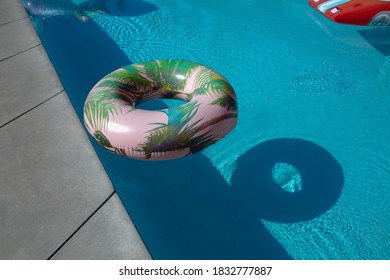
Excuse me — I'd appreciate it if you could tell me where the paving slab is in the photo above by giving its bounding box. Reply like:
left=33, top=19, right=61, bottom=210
left=0, top=0, right=27, bottom=26
left=0, top=45, right=63, bottom=127
left=0, top=92, right=115, bottom=259
left=52, top=194, right=152, bottom=260
left=0, top=17, right=40, bottom=61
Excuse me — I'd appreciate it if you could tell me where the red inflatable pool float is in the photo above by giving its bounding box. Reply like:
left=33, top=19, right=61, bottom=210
left=309, top=0, right=390, bottom=26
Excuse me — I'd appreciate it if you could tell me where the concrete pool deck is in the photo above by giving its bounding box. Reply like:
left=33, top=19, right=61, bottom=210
left=0, top=0, right=151, bottom=260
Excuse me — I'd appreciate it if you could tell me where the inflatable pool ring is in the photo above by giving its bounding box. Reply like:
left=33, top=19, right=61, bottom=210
left=83, top=60, right=238, bottom=160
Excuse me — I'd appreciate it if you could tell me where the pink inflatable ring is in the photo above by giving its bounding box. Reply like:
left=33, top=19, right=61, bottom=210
left=83, top=60, right=238, bottom=160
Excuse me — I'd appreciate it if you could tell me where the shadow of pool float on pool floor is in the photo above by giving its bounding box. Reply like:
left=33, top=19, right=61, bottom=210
left=231, top=138, right=344, bottom=223
left=101, top=138, right=344, bottom=259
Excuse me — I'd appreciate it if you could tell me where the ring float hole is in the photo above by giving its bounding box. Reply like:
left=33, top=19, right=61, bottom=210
left=271, top=162, right=303, bottom=193
left=135, top=99, right=187, bottom=110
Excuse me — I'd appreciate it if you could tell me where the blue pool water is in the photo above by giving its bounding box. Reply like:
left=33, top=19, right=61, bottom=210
left=24, top=0, right=390, bottom=259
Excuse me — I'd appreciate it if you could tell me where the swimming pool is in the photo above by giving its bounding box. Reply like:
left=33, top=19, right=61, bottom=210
left=23, top=0, right=390, bottom=259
